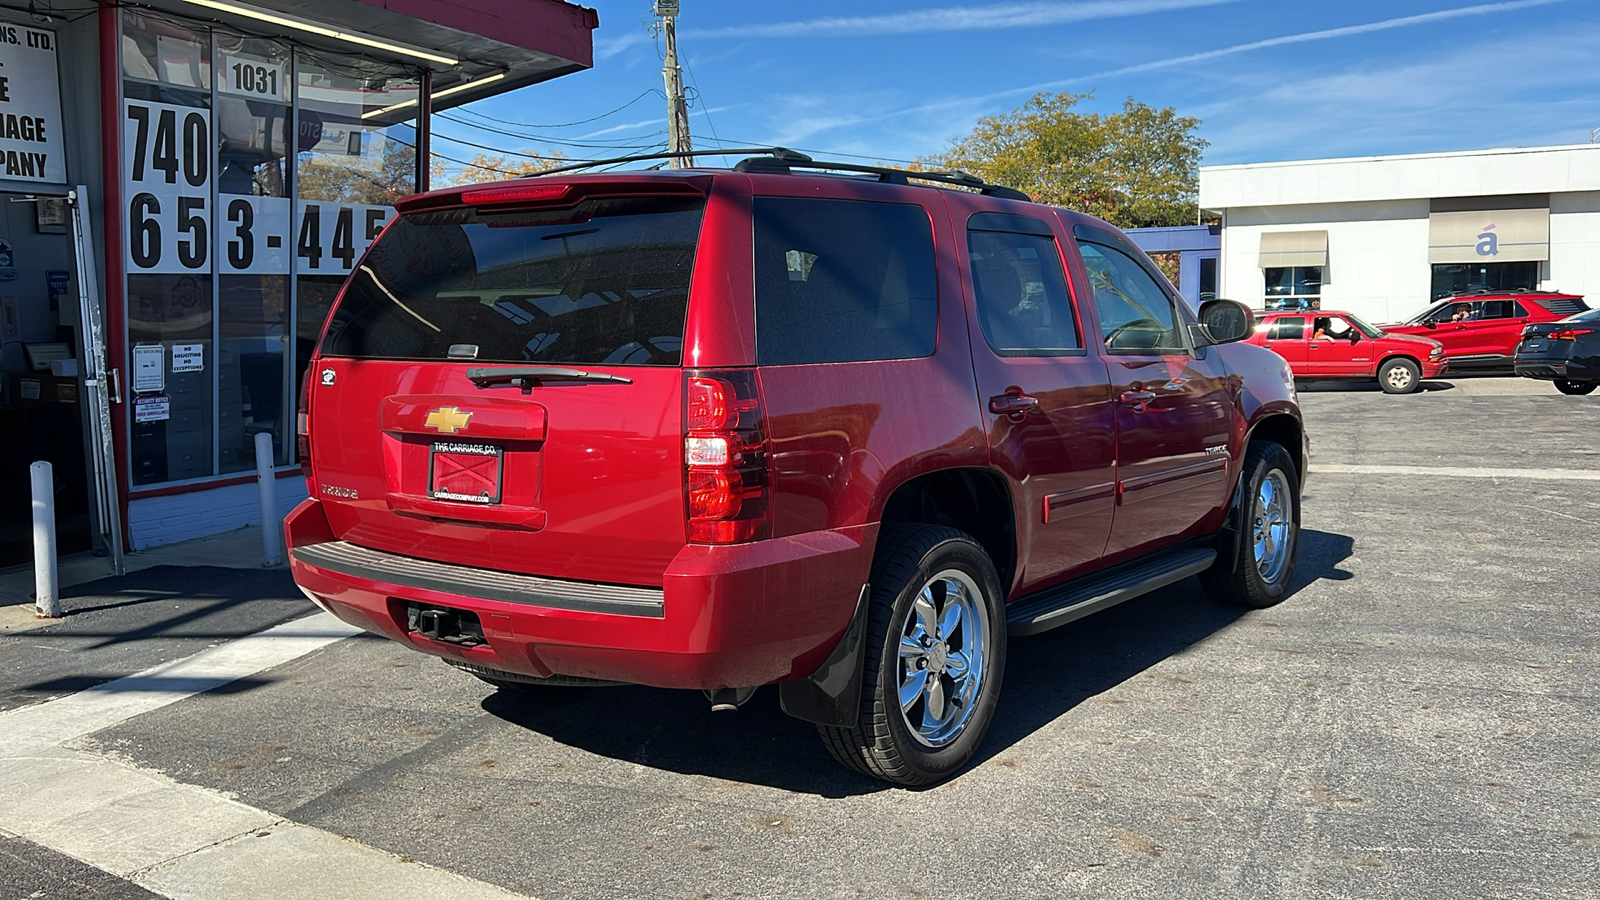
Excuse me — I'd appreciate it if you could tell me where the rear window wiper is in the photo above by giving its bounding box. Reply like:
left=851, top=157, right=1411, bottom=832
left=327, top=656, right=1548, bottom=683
left=466, top=366, right=633, bottom=393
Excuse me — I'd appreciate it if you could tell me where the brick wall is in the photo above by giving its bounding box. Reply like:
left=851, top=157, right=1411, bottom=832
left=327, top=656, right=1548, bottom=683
left=128, top=478, right=310, bottom=551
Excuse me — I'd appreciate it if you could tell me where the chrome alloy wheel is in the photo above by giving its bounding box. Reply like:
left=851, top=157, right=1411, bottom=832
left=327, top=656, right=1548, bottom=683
left=896, top=569, right=989, bottom=748
left=1252, top=469, right=1293, bottom=584
left=1384, top=365, right=1415, bottom=392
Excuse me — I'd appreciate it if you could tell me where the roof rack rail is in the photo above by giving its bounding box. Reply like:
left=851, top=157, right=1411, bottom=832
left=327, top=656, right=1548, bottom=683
left=522, top=146, right=1032, bottom=201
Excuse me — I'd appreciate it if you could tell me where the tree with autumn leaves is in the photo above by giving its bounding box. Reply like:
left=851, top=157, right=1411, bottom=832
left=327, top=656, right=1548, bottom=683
left=447, top=151, right=569, bottom=184
left=919, top=91, right=1207, bottom=230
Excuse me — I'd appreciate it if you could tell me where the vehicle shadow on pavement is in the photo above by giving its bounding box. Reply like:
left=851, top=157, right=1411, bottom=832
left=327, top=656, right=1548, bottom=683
left=0, top=567, right=313, bottom=712
left=481, top=530, right=1354, bottom=795
left=1297, top=381, right=1455, bottom=393
left=973, top=528, right=1355, bottom=770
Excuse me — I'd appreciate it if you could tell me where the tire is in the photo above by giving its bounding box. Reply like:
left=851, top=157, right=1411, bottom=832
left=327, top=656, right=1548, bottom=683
left=443, top=659, right=622, bottom=692
left=1200, top=442, right=1300, bottom=609
left=818, top=525, right=1007, bottom=787
left=1555, top=380, right=1598, bottom=396
left=1378, top=358, right=1422, bottom=394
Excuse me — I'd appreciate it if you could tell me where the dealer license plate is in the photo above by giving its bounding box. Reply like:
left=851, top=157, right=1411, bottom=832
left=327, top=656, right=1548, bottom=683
left=429, top=442, right=503, bottom=504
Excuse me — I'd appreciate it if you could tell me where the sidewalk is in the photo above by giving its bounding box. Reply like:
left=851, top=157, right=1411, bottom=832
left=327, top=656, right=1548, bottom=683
left=0, top=526, right=282, bottom=633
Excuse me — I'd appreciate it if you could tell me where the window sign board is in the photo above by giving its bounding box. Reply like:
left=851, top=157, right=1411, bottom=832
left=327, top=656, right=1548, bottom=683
left=132, top=343, right=165, bottom=392
left=220, top=54, right=286, bottom=101
left=134, top=394, right=170, bottom=423
left=219, top=194, right=291, bottom=274
left=123, top=99, right=214, bottom=274
left=0, top=25, right=67, bottom=184
left=294, top=201, right=391, bottom=273
left=171, top=343, right=203, bottom=373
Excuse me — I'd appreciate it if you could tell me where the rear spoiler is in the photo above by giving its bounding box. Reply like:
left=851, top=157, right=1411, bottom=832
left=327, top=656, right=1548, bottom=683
left=394, top=176, right=711, bottom=214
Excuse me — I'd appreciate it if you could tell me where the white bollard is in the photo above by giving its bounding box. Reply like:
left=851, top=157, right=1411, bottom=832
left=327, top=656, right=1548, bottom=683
left=255, top=431, right=282, bottom=567
left=31, top=461, right=61, bottom=618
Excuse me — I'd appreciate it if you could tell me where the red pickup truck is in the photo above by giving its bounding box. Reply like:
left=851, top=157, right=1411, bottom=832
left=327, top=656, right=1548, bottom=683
left=1248, top=310, right=1446, bottom=393
left=287, top=149, right=1307, bottom=786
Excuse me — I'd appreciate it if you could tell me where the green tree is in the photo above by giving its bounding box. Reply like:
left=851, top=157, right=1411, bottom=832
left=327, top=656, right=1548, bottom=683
left=920, top=91, right=1207, bottom=229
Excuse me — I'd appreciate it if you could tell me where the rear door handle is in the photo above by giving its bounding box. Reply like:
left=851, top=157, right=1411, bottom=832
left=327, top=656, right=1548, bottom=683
left=988, top=392, right=1039, bottom=419
left=1119, top=390, right=1157, bottom=411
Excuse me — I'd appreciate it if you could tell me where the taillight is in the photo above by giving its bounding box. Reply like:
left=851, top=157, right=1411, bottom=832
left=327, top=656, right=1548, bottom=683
left=1551, top=328, right=1595, bottom=340
left=684, top=369, right=770, bottom=544
left=297, top=369, right=313, bottom=486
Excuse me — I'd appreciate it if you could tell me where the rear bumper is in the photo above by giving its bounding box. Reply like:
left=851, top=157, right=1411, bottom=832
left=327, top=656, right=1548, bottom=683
left=285, top=498, right=875, bottom=690
left=1516, top=359, right=1595, bottom=382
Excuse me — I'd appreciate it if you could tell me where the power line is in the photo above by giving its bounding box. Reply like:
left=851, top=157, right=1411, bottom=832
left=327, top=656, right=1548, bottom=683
left=452, top=90, right=665, bottom=130
left=692, top=134, right=923, bottom=166
left=435, top=113, right=668, bottom=149
left=431, top=128, right=667, bottom=161
left=681, top=56, right=722, bottom=150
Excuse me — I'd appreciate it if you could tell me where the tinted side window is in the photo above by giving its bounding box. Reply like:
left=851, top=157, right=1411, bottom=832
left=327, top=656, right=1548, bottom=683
left=1078, top=241, right=1185, bottom=354
left=753, top=198, right=937, bottom=365
left=1270, top=317, right=1305, bottom=340
left=967, top=228, right=1080, bottom=355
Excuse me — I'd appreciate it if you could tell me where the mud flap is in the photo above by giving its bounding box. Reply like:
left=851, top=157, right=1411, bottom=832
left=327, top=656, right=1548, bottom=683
left=1217, top=461, right=1249, bottom=574
left=778, top=584, right=870, bottom=727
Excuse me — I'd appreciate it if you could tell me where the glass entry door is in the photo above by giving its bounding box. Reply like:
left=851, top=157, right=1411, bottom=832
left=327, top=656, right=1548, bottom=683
left=0, top=192, right=91, bottom=568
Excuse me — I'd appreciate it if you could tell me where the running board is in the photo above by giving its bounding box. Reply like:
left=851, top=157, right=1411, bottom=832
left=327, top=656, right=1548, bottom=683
left=1006, top=547, right=1217, bottom=636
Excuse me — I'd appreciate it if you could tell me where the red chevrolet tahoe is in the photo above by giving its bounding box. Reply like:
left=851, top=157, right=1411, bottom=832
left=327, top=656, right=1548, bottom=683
left=287, top=150, right=1307, bottom=786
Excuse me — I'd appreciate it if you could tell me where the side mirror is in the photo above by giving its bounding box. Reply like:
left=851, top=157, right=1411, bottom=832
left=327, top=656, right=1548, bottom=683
left=1425, top=320, right=1438, bottom=330
left=1349, top=332, right=1361, bottom=344
left=1196, top=298, right=1255, bottom=345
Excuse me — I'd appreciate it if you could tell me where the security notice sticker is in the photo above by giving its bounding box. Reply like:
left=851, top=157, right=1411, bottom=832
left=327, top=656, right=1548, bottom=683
left=0, top=24, right=67, bottom=183
left=134, top=394, right=170, bottom=423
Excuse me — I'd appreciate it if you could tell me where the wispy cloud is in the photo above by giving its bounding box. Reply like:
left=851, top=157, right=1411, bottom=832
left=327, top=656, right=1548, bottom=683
left=846, top=0, right=1576, bottom=138
left=1083, top=0, right=1572, bottom=79
left=685, top=0, right=1241, bottom=39
left=596, top=0, right=1240, bottom=60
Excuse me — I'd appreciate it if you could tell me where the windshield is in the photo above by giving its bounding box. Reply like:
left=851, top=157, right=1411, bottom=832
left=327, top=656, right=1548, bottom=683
left=1344, top=313, right=1384, bottom=338
left=1403, top=300, right=1449, bottom=325
left=319, top=196, right=705, bottom=365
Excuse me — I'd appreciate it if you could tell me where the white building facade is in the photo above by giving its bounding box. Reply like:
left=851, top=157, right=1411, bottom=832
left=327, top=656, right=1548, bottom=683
left=1199, top=144, right=1600, bottom=324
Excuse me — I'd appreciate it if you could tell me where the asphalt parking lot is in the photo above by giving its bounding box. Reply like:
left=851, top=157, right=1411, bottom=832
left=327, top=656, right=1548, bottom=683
left=3, top=374, right=1598, bottom=899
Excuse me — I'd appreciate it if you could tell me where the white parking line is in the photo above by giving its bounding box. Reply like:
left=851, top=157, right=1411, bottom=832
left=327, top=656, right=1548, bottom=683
left=0, top=612, right=534, bottom=900
left=1, top=613, right=363, bottom=757
left=1312, top=463, right=1600, bottom=481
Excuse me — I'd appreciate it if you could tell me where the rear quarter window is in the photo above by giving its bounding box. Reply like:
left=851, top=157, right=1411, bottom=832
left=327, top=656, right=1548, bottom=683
left=319, top=196, right=704, bottom=365
left=753, top=197, right=937, bottom=366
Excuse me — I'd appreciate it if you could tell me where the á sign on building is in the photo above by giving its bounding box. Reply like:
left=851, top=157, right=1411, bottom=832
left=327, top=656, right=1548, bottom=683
left=0, top=24, right=66, bottom=184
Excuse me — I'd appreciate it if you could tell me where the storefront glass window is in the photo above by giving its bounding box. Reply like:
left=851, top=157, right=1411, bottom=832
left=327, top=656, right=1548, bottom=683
left=216, top=34, right=293, bottom=472
left=293, top=56, right=418, bottom=398
left=120, top=10, right=423, bottom=487
left=122, top=12, right=215, bottom=485
left=1429, top=262, right=1538, bottom=300
left=1263, top=265, right=1322, bottom=311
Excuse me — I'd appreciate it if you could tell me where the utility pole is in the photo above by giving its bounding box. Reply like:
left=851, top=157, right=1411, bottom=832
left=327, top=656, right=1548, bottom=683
left=655, top=0, right=693, bottom=168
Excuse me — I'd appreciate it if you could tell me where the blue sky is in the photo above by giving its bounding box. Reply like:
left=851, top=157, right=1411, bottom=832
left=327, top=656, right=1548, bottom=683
left=437, top=0, right=1600, bottom=175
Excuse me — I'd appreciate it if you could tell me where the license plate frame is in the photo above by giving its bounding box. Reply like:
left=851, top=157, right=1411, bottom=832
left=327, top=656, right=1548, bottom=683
left=428, top=441, right=504, bottom=505
left=1523, top=339, right=1547, bottom=352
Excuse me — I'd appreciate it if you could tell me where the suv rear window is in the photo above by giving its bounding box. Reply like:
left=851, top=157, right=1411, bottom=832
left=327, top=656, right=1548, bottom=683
left=753, top=197, right=937, bottom=366
left=319, top=196, right=705, bottom=365
left=1538, top=297, right=1589, bottom=317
